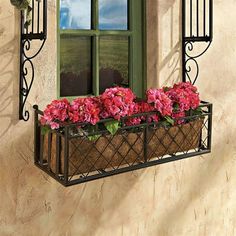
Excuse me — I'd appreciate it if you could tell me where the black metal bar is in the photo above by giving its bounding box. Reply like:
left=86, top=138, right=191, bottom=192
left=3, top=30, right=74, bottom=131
left=182, top=0, right=186, bottom=82
left=190, top=0, right=192, bottom=37
left=47, top=131, right=52, bottom=170
left=43, top=0, right=47, bottom=38
left=209, top=0, right=213, bottom=41
left=184, top=36, right=211, bottom=42
left=63, top=127, right=69, bottom=185
left=37, top=0, right=40, bottom=33
left=22, top=33, right=45, bottom=40
left=144, top=124, right=148, bottom=162
left=196, top=0, right=199, bottom=37
left=33, top=105, right=39, bottom=163
left=19, top=12, right=24, bottom=120
left=32, top=0, right=34, bottom=33
left=56, top=134, right=60, bottom=175
left=39, top=134, right=44, bottom=165
left=203, top=0, right=206, bottom=36
left=207, top=103, right=213, bottom=150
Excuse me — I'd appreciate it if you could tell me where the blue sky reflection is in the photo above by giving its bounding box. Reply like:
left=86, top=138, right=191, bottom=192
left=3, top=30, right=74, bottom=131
left=99, top=0, right=128, bottom=30
left=60, top=0, right=127, bottom=30
left=60, top=0, right=91, bottom=29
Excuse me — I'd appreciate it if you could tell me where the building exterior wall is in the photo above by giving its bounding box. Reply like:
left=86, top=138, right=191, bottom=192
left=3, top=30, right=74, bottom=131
left=0, top=0, right=236, bottom=235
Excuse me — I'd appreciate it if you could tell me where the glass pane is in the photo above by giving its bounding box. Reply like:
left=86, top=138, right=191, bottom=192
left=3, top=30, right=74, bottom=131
left=60, top=35, right=92, bottom=96
left=99, top=0, right=128, bottom=30
left=99, top=36, right=129, bottom=93
left=60, top=0, right=91, bottom=30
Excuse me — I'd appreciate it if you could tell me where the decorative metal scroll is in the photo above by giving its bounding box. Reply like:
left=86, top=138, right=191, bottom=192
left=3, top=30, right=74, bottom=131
left=19, top=0, right=47, bottom=121
left=182, top=0, right=213, bottom=84
left=19, top=0, right=212, bottom=120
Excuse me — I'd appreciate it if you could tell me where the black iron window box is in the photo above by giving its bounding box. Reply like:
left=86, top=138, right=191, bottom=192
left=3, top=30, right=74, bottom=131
left=33, top=101, right=212, bottom=187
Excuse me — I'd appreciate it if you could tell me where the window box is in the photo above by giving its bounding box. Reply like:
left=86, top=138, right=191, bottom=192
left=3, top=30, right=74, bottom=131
left=34, top=101, right=212, bottom=186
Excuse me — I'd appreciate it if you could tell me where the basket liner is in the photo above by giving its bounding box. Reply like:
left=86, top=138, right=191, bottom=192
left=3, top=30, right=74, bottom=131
left=41, top=119, right=203, bottom=176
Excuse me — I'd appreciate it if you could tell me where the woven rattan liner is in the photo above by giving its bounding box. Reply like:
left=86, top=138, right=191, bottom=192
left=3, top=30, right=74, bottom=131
left=42, top=119, right=203, bottom=175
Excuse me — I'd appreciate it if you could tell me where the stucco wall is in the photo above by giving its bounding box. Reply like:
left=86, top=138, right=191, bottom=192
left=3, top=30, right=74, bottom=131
left=1, top=0, right=236, bottom=235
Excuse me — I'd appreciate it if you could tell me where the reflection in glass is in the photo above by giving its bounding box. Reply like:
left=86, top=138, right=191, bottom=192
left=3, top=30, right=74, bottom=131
left=99, top=0, right=128, bottom=30
left=60, top=35, right=92, bottom=96
left=99, top=36, right=129, bottom=93
left=60, top=0, right=91, bottom=30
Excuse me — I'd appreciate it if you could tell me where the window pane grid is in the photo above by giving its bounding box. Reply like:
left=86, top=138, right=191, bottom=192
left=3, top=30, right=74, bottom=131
left=99, top=36, right=130, bottom=93
left=58, top=0, right=142, bottom=98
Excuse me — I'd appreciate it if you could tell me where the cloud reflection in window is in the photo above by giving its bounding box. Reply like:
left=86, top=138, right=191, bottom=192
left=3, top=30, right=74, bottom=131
left=60, top=0, right=91, bottom=29
left=99, top=0, right=128, bottom=30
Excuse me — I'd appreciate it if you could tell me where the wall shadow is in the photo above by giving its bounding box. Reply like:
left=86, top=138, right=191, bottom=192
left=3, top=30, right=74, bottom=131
left=0, top=9, right=20, bottom=139
left=147, top=0, right=181, bottom=89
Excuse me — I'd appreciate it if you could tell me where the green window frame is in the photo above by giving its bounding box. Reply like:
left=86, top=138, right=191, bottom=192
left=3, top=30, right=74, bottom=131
left=57, top=0, right=146, bottom=98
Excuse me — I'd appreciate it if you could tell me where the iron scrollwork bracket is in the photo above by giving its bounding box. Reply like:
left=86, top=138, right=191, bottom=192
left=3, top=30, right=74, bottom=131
left=182, top=0, right=213, bottom=85
left=183, top=40, right=212, bottom=85
left=19, top=0, right=47, bottom=121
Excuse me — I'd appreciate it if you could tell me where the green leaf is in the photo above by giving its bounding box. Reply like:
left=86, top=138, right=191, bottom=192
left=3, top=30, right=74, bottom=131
left=163, top=86, right=171, bottom=92
left=88, top=134, right=101, bottom=142
left=41, top=126, right=50, bottom=136
left=87, top=125, right=101, bottom=141
left=164, top=116, right=175, bottom=126
left=105, top=120, right=121, bottom=135
left=161, top=121, right=171, bottom=128
left=191, top=107, right=203, bottom=116
left=173, top=103, right=180, bottom=112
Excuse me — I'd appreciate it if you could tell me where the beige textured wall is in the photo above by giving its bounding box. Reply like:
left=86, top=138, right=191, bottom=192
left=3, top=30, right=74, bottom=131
left=147, top=0, right=181, bottom=88
left=1, top=0, right=236, bottom=235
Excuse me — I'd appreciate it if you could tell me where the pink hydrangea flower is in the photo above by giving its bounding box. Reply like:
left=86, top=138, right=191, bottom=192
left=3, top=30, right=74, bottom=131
left=166, top=82, right=200, bottom=112
left=172, top=111, right=186, bottom=125
left=100, top=87, right=136, bottom=120
left=50, top=122, right=60, bottom=130
left=146, top=88, right=173, bottom=116
left=125, top=101, right=159, bottom=126
left=40, top=98, right=70, bottom=129
left=69, top=97, right=101, bottom=125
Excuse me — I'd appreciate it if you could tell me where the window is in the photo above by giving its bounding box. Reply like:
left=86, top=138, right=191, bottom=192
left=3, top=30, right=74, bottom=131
left=58, top=0, right=146, bottom=98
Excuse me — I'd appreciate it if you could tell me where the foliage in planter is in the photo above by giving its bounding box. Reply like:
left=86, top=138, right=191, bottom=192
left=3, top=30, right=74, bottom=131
left=39, top=82, right=201, bottom=138
left=38, top=82, right=205, bottom=176
left=10, top=0, right=32, bottom=28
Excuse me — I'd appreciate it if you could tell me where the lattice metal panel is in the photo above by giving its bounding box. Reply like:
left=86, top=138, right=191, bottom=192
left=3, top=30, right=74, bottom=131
left=34, top=102, right=212, bottom=186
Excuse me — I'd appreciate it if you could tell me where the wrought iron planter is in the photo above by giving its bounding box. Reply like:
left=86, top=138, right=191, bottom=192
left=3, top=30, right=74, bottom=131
left=34, top=101, right=212, bottom=186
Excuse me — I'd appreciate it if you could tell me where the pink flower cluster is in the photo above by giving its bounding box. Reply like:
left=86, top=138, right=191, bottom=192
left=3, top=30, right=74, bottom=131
left=125, top=102, right=159, bottom=126
left=166, top=82, right=200, bottom=112
left=69, top=97, right=101, bottom=125
left=40, top=83, right=201, bottom=129
left=100, top=87, right=136, bottom=120
left=146, top=88, right=173, bottom=116
left=165, top=82, right=200, bottom=124
left=40, top=98, right=70, bottom=129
